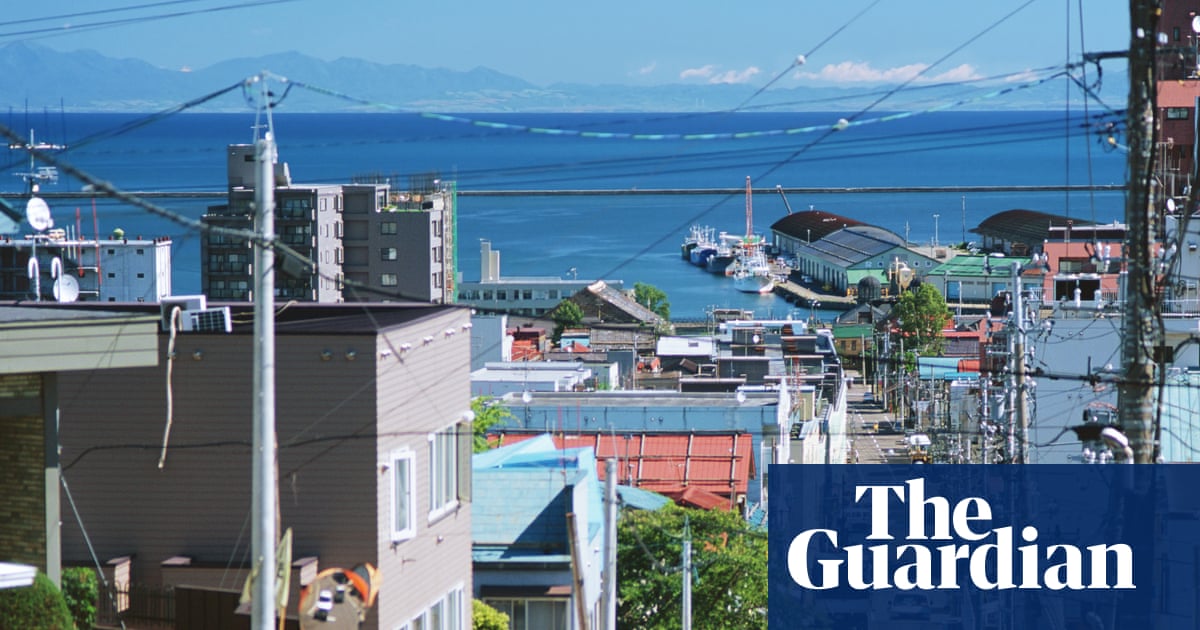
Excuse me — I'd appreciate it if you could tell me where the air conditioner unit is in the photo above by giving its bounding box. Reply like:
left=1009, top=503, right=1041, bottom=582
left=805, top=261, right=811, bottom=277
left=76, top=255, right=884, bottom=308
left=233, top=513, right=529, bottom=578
left=181, top=307, right=232, bottom=334
left=160, top=295, right=206, bottom=331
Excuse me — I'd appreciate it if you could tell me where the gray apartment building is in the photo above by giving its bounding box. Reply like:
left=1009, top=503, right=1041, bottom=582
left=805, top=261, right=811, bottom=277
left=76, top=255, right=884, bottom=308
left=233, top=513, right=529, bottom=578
left=48, top=302, right=474, bottom=629
left=202, top=145, right=456, bottom=305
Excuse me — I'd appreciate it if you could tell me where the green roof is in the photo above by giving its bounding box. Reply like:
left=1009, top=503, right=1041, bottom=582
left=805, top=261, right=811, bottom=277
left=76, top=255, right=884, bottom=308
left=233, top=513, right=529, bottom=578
left=832, top=323, right=874, bottom=339
left=930, top=254, right=1032, bottom=278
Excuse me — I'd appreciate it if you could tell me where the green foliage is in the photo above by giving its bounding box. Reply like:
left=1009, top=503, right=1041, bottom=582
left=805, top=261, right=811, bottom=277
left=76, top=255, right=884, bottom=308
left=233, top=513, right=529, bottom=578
left=892, top=283, right=952, bottom=356
left=61, top=567, right=98, bottom=630
left=470, top=396, right=515, bottom=453
left=0, top=572, right=75, bottom=630
left=472, top=599, right=510, bottom=630
left=618, top=505, right=767, bottom=630
left=634, top=282, right=671, bottom=320
left=550, top=300, right=585, bottom=343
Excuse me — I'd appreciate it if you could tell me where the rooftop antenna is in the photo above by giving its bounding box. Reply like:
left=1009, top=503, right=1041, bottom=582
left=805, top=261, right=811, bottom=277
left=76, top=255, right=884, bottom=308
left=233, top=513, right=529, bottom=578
left=9, top=129, right=63, bottom=192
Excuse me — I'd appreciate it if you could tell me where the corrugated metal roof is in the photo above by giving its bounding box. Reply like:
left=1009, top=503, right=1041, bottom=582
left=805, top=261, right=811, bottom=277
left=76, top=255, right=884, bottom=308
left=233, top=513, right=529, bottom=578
left=770, top=210, right=864, bottom=241
left=491, top=431, right=755, bottom=506
left=796, top=225, right=906, bottom=267
left=970, top=209, right=1093, bottom=245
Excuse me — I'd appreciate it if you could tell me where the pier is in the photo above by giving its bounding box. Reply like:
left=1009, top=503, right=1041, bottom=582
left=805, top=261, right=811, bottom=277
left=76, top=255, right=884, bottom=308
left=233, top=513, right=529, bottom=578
left=771, top=279, right=854, bottom=308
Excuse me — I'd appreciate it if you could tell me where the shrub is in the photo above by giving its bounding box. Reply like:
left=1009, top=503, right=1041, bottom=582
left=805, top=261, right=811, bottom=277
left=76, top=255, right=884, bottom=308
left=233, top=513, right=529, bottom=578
left=0, top=572, right=75, bottom=630
left=61, top=567, right=99, bottom=630
left=472, top=599, right=509, bottom=630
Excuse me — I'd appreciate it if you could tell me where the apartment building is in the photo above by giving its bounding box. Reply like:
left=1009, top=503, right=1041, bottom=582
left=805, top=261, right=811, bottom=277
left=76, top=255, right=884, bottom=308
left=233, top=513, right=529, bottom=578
left=202, top=146, right=456, bottom=304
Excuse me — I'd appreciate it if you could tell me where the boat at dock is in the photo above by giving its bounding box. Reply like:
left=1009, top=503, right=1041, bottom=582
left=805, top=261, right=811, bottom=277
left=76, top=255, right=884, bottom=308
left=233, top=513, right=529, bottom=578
left=731, top=247, right=775, bottom=293
left=705, top=231, right=741, bottom=275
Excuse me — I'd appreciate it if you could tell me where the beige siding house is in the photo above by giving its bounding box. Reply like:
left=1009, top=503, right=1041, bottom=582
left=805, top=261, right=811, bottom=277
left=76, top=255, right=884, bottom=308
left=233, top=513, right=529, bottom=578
left=52, top=302, right=473, bottom=629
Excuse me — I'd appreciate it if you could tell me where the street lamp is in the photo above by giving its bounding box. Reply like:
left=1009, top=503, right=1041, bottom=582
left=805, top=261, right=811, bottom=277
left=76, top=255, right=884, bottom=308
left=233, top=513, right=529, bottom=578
left=932, top=213, right=940, bottom=248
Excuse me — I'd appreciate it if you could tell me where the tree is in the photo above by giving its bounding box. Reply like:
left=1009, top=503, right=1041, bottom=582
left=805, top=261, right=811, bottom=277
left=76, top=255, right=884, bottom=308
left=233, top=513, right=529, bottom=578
left=61, top=567, right=98, bottom=630
left=634, top=282, right=671, bottom=320
left=472, top=599, right=510, bottom=630
left=550, top=300, right=584, bottom=344
left=470, top=396, right=515, bottom=453
left=618, top=505, right=767, bottom=629
left=891, top=283, right=952, bottom=356
left=0, top=572, right=74, bottom=630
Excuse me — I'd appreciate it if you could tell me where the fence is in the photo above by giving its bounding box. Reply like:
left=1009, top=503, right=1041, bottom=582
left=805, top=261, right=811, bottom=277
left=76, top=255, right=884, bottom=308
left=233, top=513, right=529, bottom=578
left=95, top=583, right=174, bottom=630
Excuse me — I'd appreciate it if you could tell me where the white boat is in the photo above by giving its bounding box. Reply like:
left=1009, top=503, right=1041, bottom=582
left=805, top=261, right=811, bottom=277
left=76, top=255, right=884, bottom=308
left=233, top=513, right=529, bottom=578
left=731, top=248, right=775, bottom=294
left=729, top=176, right=774, bottom=293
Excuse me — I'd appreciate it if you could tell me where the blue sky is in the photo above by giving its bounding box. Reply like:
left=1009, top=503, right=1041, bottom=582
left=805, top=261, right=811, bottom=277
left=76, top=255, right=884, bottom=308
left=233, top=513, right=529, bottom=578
left=2, top=0, right=1131, bottom=86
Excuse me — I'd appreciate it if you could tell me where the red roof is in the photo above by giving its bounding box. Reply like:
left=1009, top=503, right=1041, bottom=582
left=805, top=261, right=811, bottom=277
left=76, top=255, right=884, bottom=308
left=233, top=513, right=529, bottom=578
left=1158, top=81, right=1200, bottom=108
left=491, top=431, right=756, bottom=508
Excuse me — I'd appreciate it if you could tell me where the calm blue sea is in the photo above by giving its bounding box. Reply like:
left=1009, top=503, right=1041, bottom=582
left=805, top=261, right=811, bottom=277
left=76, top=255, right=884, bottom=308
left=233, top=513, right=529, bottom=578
left=3, top=111, right=1127, bottom=318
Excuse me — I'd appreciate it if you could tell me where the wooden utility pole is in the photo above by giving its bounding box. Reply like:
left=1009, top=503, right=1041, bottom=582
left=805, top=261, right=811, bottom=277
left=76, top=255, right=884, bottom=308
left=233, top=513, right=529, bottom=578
left=1118, top=0, right=1159, bottom=463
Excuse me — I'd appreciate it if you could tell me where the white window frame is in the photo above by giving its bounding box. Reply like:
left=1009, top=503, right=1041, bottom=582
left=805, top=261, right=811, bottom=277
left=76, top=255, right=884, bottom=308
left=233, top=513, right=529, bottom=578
left=413, top=583, right=465, bottom=630
left=390, top=449, right=416, bottom=542
left=428, top=425, right=459, bottom=520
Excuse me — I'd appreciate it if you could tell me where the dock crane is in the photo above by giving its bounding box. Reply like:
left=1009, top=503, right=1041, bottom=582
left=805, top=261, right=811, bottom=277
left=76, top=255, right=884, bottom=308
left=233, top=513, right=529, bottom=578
left=775, top=185, right=794, bottom=214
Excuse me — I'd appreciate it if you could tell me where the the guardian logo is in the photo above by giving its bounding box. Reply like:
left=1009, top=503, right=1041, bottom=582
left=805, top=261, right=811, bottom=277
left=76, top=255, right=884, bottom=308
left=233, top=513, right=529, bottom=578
left=787, top=479, right=1135, bottom=591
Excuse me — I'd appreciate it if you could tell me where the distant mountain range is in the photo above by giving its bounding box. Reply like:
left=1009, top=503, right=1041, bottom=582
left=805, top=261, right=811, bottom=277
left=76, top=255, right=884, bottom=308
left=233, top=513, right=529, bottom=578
left=0, top=42, right=1127, bottom=114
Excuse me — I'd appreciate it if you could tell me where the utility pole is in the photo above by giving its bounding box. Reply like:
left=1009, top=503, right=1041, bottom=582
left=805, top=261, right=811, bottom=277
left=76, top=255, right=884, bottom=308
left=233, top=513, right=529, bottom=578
left=681, top=517, right=692, bottom=630
left=1011, top=263, right=1030, bottom=463
left=251, top=131, right=278, bottom=630
left=1118, top=0, right=1159, bottom=462
left=601, top=459, right=617, bottom=630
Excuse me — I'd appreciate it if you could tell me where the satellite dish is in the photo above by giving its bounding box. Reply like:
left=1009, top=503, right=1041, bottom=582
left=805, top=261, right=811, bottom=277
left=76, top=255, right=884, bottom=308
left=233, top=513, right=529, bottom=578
left=1192, top=15, right=1200, bottom=33
left=25, top=197, right=52, bottom=232
left=53, top=274, right=79, bottom=303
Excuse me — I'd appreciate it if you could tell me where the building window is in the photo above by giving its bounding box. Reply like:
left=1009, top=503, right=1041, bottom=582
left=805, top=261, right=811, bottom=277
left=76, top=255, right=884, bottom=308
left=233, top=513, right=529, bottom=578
left=1167, top=107, right=1190, bottom=120
left=382, top=247, right=398, bottom=261
left=433, top=247, right=443, bottom=263
left=136, top=248, right=144, bottom=255
left=381, top=222, right=398, bottom=235
left=137, top=273, right=145, bottom=279
left=434, top=272, right=443, bottom=289
left=548, top=290, right=559, bottom=299
left=381, top=273, right=398, bottom=287
left=390, top=450, right=415, bottom=542
left=432, top=220, right=443, bottom=237
left=107, top=272, right=115, bottom=278
left=429, top=422, right=469, bottom=519
left=484, top=599, right=568, bottom=630
left=497, top=290, right=507, bottom=301
left=413, top=586, right=464, bottom=630
left=522, top=290, right=532, bottom=300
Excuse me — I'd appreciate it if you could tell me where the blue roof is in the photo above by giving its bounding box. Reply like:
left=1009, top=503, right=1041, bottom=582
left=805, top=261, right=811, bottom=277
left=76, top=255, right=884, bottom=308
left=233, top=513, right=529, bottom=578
left=616, top=485, right=671, bottom=511
left=916, top=357, right=975, bottom=381
left=472, top=434, right=603, bottom=562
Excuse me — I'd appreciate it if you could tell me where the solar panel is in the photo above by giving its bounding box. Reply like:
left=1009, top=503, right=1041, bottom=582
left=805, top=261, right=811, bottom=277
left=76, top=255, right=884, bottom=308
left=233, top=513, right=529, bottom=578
left=183, top=307, right=232, bottom=333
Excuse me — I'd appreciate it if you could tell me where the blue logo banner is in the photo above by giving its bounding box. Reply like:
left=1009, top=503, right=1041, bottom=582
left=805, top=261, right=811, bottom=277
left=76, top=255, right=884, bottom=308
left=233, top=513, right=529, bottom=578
left=768, top=465, right=1200, bottom=629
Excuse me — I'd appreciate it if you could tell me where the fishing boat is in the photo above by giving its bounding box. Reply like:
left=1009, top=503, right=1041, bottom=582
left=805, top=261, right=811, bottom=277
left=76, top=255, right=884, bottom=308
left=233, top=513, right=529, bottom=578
left=681, top=225, right=703, bottom=260
left=705, top=231, right=741, bottom=275
left=730, top=176, right=775, bottom=293
left=731, top=247, right=775, bottom=293
left=687, top=226, right=718, bottom=267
